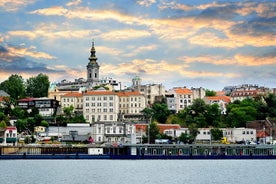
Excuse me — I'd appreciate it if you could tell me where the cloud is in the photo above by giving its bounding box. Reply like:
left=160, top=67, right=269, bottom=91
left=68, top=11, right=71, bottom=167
left=136, top=0, right=156, bottom=7
left=0, top=43, right=56, bottom=61
left=159, top=1, right=194, bottom=11
left=124, top=44, right=157, bottom=57
left=0, top=0, right=36, bottom=12
left=101, top=58, right=238, bottom=80
left=100, top=29, right=151, bottom=41
left=180, top=54, right=276, bottom=67
left=29, top=6, right=68, bottom=16
left=8, top=28, right=94, bottom=40
left=7, top=46, right=56, bottom=60
left=66, top=0, right=82, bottom=7
left=96, top=46, right=122, bottom=56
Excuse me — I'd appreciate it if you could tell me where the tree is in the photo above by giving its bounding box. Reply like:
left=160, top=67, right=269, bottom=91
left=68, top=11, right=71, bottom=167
left=179, top=132, right=193, bottom=144
left=210, top=128, right=223, bottom=141
left=26, top=73, right=50, bottom=97
left=0, top=120, right=7, bottom=128
left=205, top=89, right=216, bottom=96
left=188, top=123, right=199, bottom=143
left=40, top=120, right=49, bottom=128
left=152, top=102, right=170, bottom=124
left=0, top=74, right=25, bottom=100
left=264, top=94, right=276, bottom=118
left=146, top=122, right=160, bottom=144
left=141, top=107, right=154, bottom=122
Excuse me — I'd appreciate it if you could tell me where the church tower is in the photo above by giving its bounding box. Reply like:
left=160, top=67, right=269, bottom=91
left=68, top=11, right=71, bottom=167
left=87, top=41, right=100, bottom=84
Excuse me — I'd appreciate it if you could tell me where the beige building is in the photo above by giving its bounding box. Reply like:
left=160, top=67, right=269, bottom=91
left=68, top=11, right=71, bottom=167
left=61, top=92, right=83, bottom=114
left=166, top=87, right=193, bottom=113
left=131, top=76, right=165, bottom=106
left=117, top=91, right=146, bottom=121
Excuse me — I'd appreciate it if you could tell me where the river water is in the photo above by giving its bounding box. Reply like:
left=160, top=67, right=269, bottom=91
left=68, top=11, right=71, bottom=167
left=1, top=160, right=275, bottom=184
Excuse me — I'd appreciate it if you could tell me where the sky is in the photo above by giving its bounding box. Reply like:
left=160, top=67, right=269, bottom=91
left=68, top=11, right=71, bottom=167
left=0, top=0, right=275, bottom=91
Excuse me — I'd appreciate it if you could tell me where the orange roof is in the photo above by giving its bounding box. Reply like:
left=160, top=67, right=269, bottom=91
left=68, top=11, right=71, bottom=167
left=63, top=92, right=83, bottom=97
left=84, top=91, right=116, bottom=95
left=116, top=91, right=141, bottom=97
left=135, top=124, right=181, bottom=133
left=158, top=124, right=181, bottom=133
left=256, top=130, right=268, bottom=138
left=174, top=88, right=192, bottom=94
left=216, top=91, right=225, bottom=96
left=206, top=96, right=231, bottom=103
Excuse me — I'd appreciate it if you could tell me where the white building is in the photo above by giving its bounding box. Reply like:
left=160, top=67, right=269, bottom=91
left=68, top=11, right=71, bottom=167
left=203, top=96, right=231, bottom=114
left=166, top=87, right=193, bottom=113
left=83, top=90, right=119, bottom=123
left=223, top=128, right=256, bottom=143
left=0, top=127, right=17, bottom=146
left=91, top=121, right=136, bottom=143
left=196, top=128, right=211, bottom=142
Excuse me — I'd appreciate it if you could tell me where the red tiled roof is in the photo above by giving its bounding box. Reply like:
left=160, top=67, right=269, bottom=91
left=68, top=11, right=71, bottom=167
left=18, top=98, right=37, bottom=102
left=6, top=127, right=17, bottom=130
left=63, top=92, right=83, bottom=97
left=206, top=96, right=231, bottom=103
left=256, top=130, right=268, bottom=138
left=216, top=91, right=225, bottom=96
left=174, top=88, right=192, bottom=94
left=116, top=91, right=141, bottom=97
left=84, top=91, right=116, bottom=95
left=135, top=124, right=181, bottom=133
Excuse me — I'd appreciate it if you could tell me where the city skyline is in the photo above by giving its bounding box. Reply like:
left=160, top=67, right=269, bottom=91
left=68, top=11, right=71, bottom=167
left=0, top=0, right=275, bottom=91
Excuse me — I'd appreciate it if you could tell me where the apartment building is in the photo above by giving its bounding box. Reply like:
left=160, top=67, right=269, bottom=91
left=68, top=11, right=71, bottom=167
left=166, top=87, right=193, bottom=113
left=203, top=95, right=231, bottom=114
left=83, top=90, right=119, bottom=123
left=117, top=91, right=146, bottom=121
left=61, top=92, right=83, bottom=115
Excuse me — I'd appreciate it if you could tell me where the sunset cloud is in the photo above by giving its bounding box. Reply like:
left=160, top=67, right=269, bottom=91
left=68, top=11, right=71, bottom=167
left=1, top=0, right=275, bottom=90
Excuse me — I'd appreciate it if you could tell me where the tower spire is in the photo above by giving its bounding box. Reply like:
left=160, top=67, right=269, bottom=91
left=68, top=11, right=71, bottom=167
left=89, top=40, right=97, bottom=63
left=87, top=39, right=100, bottom=84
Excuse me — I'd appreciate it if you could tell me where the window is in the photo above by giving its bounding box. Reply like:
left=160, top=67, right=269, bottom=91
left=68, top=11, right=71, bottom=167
left=109, top=96, right=113, bottom=100
left=109, top=102, right=113, bottom=107
left=109, top=108, right=113, bottom=112
left=103, top=97, right=107, bottom=101
left=110, top=115, right=113, bottom=120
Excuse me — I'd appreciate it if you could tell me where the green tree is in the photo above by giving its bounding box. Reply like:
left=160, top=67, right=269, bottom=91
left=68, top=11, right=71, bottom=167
left=11, top=107, right=27, bottom=119
left=205, top=89, right=216, bottom=96
left=15, top=119, right=27, bottom=133
left=0, top=112, right=10, bottom=125
left=210, top=128, right=223, bottom=140
left=178, top=132, right=193, bottom=144
left=152, top=102, right=170, bottom=124
left=225, top=99, right=258, bottom=127
left=188, top=123, right=199, bottom=143
left=26, top=73, right=50, bottom=97
left=265, top=94, right=276, bottom=118
left=40, top=120, right=49, bottom=128
left=205, top=104, right=221, bottom=127
left=0, top=120, right=7, bottom=128
left=0, top=74, right=25, bottom=100
left=63, top=105, right=74, bottom=119
left=141, top=107, right=154, bottom=122
left=146, top=122, right=160, bottom=144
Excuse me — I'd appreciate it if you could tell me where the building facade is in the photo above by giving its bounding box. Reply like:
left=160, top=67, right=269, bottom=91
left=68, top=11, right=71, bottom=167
left=166, top=87, right=193, bottom=113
